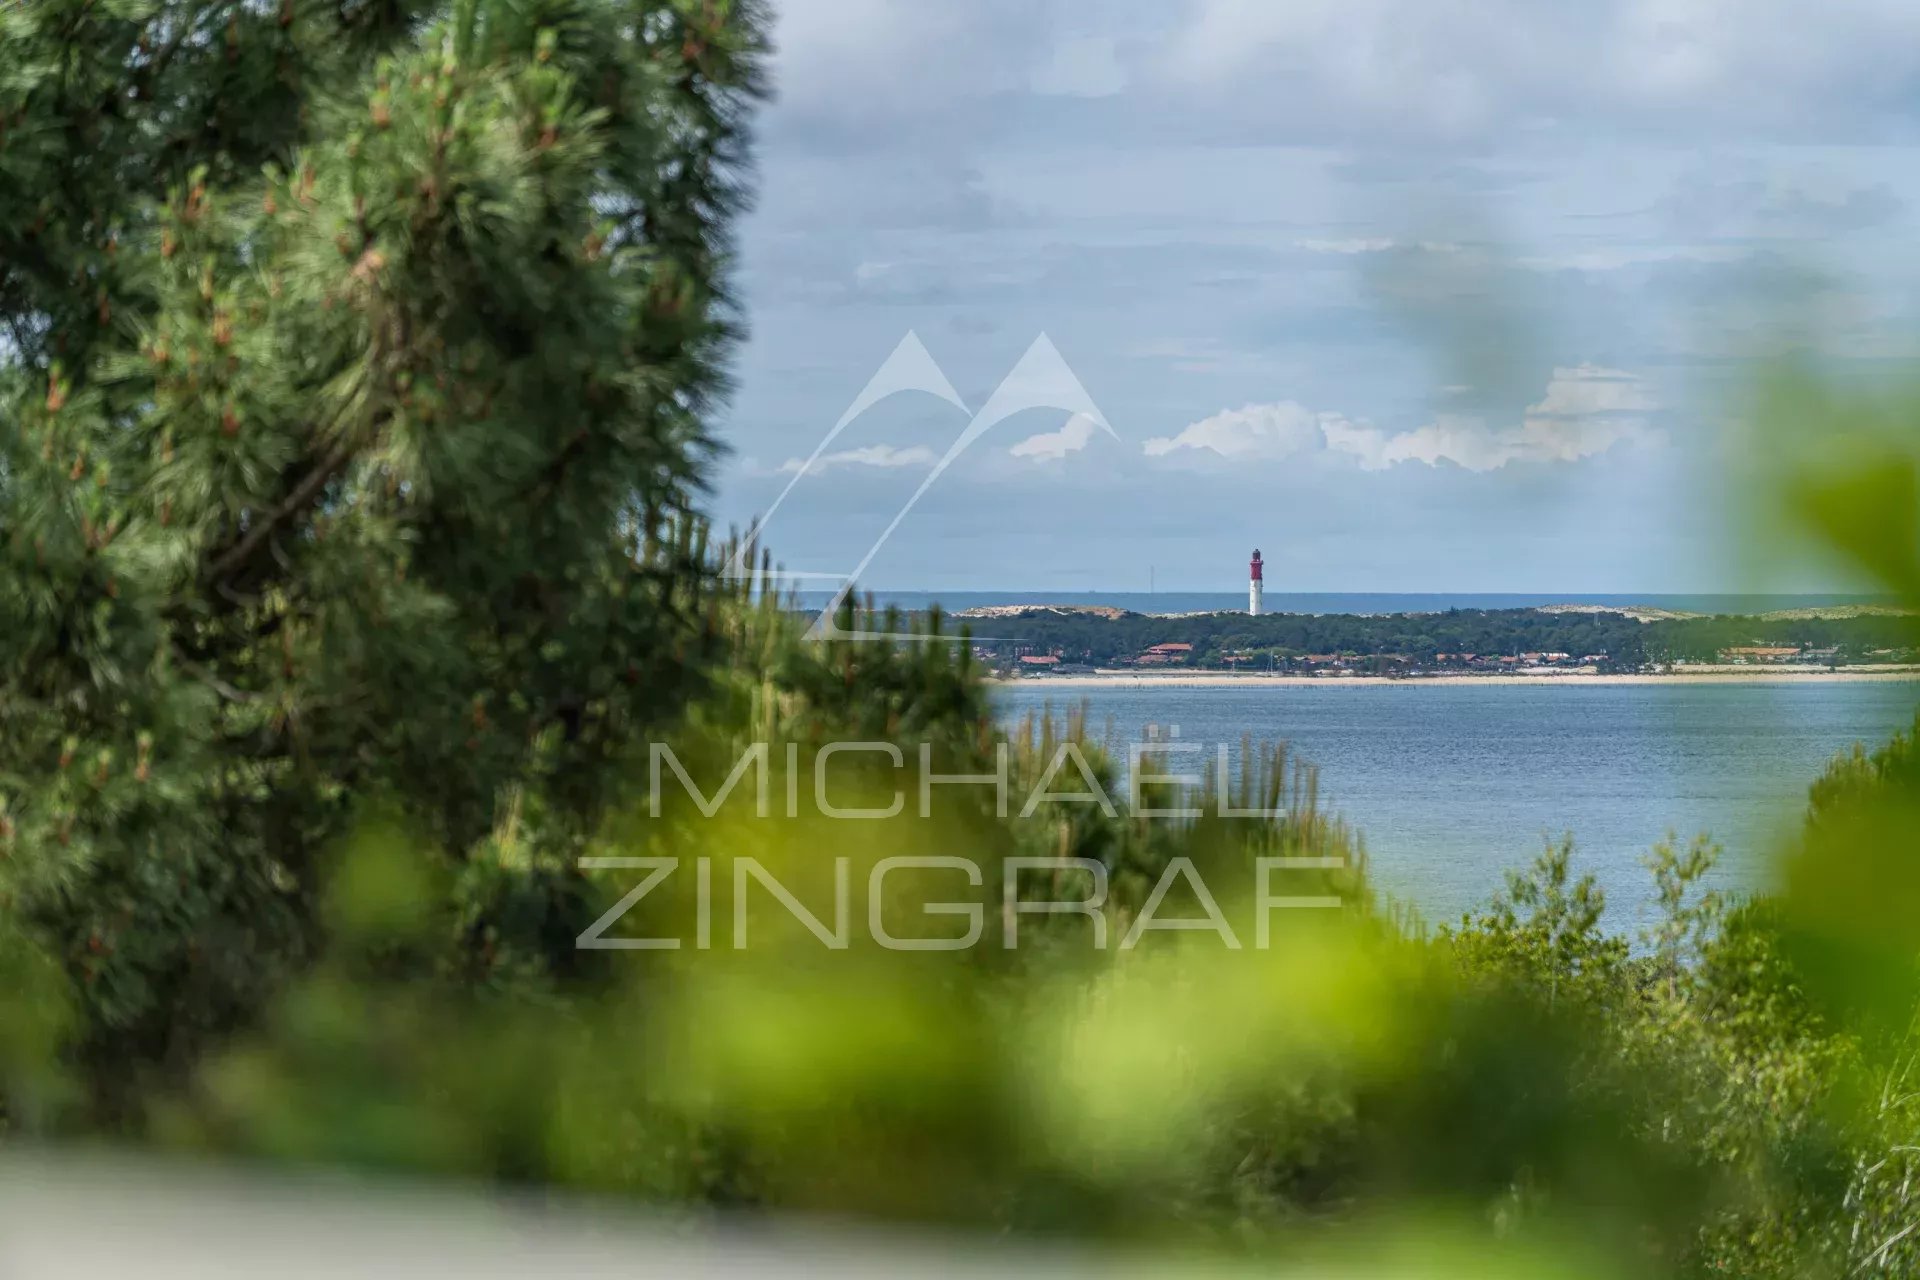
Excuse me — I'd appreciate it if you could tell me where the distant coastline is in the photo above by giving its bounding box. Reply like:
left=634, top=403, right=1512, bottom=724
left=793, top=589, right=1905, bottom=620
left=956, top=601, right=1914, bottom=624
left=945, top=602, right=1919, bottom=682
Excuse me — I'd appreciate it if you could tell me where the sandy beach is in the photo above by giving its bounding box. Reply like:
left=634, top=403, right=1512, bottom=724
left=992, top=667, right=1920, bottom=689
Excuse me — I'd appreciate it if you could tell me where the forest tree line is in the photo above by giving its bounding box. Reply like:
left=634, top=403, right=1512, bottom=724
left=927, top=606, right=1920, bottom=669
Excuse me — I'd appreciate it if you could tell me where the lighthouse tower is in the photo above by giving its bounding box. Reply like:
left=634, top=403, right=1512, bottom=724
left=1249, top=548, right=1264, bottom=616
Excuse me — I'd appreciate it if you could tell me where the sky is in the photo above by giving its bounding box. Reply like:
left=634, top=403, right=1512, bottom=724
left=708, top=0, right=1920, bottom=595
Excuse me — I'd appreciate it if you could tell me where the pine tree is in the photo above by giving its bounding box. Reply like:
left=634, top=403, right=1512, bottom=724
left=0, top=0, right=766, bottom=1112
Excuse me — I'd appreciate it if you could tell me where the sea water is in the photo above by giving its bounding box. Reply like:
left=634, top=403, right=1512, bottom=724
left=994, top=680, right=1920, bottom=934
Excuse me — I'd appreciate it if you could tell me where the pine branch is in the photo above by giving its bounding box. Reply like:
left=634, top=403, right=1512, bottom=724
left=178, top=658, right=260, bottom=704
left=205, top=441, right=354, bottom=585
left=528, top=427, right=592, bottom=506
left=134, top=13, right=202, bottom=103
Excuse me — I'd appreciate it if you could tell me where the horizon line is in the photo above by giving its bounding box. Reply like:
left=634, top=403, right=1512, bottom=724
left=784, top=587, right=1893, bottom=599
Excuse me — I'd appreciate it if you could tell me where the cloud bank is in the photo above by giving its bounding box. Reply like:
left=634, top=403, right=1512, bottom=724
left=775, top=444, right=939, bottom=475
left=1009, top=413, right=1101, bottom=462
left=1146, top=366, right=1663, bottom=472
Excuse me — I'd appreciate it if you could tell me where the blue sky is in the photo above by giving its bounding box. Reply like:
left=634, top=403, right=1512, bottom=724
left=709, top=0, right=1920, bottom=594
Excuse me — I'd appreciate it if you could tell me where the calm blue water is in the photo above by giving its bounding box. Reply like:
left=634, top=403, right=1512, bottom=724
left=799, top=590, right=1890, bottom=617
left=994, top=681, right=1920, bottom=934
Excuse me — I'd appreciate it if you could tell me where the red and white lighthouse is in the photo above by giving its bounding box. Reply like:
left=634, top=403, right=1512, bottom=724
left=1249, top=548, right=1264, bottom=617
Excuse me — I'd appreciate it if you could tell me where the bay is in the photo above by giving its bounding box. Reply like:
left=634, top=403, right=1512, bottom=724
left=994, top=680, right=1920, bottom=934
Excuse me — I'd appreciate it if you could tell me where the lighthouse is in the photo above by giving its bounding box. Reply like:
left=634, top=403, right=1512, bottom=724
left=1249, top=548, right=1264, bottom=617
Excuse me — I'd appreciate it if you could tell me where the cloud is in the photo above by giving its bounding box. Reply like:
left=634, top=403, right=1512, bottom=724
left=1009, top=413, right=1100, bottom=462
left=1295, top=238, right=1459, bottom=255
left=1526, top=362, right=1657, bottom=417
left=1150, top=367, right=1663, bottom=472
left=766, top=1, right=1091, bottom=149
left=1143, top=401, right=1332, bottom=458
left=761, top=0, right=1920, bottom=163
left=1322, top=415, right=1521, bottom=472
left=1519, top=245, right=1753, bottom=273
left=1328, top=365, right=1663, bottom=470
left=1323, top=411, right=1655, bottom=471
left=775, top=444, right=939, bottom=475
left=1295, top=237, right=1399, bottom=255
left=1157, top=0, right=1920, bottom=143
